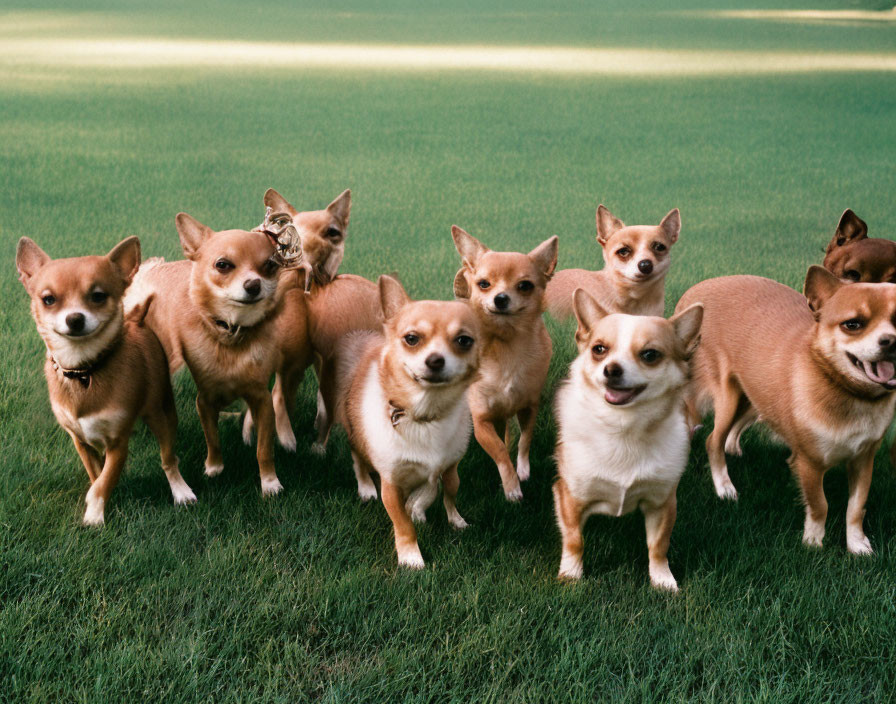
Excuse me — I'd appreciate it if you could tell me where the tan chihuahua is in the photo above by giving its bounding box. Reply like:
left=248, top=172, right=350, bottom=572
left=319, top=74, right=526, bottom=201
left=17, top=236, right=196, bottom=525
left=677, top=268, right=896, bottom=554
left=554, top=290, right=703, bottom=589
left=546, top=205, right=680, bottom=319
left=126, top=215, right=312, bottom=495
left=331, top=276, right=481, bottom=568
left=452, top=226, right=558, bottom=501
left=823, top=209, right=896, bottom=284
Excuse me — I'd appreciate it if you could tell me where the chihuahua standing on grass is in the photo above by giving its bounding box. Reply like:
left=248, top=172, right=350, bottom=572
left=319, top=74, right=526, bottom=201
left=17, top=236, right=196, bottom=525
left=452, top=226, right=558, bottom=501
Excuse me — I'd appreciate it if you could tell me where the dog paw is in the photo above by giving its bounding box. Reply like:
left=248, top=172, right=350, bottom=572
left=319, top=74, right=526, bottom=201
left=171, top=483, right=198, bottom=505
left=802, top=521, right=825, bottom=548
left=357, top=482, right=378, bottom=502
left=261, top=476, right=284, bottom=497
left=82, top=495, right=105, bottom=527
left=847, top=532, right=873, bottom=556
left=516, top=458, right=531, bottom=482
left=398, top=547, right=425, bottom=570
left=310, top=440, right=328, bottom=457
left=649, top=564, right=679, bottom=592
left=448, top=512, right=469, bottom=530
left=713, top=475, right=738, bottom=501
left=277, top=427, right=297, bottom=452
left=204, top=461, right=224, bottom=478
left=411, top=508, right=427, bottom=524
left=558, top=554, right=583, bottom=580
left=504, top=485, right=524, bottom=502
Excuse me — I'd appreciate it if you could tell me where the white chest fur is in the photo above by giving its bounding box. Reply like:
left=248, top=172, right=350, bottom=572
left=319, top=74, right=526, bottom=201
left=51, top=400, right=128, bottom=453
left=359, top=363, right=472, bottom=490
left=555, top=377, right=689, bottom=517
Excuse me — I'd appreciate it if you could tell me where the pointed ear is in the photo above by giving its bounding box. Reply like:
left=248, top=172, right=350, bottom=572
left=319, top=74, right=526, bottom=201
left=453, top=268, right=471, bottom=299
left=572, top=288, right=609, bottom=346
left=321, top=250, right=343, bottom=283
left=263, top=188, right=297, bottom=216
left=16, top=237, right=51, bottom=289
left=804, top=265, right=844, bottom=314
left=326, top=189, right=351, bottom=225
left=827, top=208, right=868, bottom=253
left=379, top=274, right=411, bottom=320
left=659, top=208, right=681, bottom=243
left=175, top=213, right=214, bottom=260
left=107, top=236, right=141, bottom=285
left=451, top=226, right=488, bottom=267
left=670, top=303, right=703, bottom=355
left=596, top=205, right=625, bottom=246
left=528, top=235, right=559, bottom=279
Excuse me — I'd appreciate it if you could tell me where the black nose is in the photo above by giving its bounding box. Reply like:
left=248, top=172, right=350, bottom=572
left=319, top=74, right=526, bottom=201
left=425, top=353, right=445, bottom=371
left=638, top=260, right=654, bottom=275
left=66, top=312, right=85, bottom=332
left=879, top=334, right=896, bottom=348
left=243, top=278, right=261, bottom=297
left=494, top=293, right=510, bottom=310
left=603, top=362, right=623, bottom=378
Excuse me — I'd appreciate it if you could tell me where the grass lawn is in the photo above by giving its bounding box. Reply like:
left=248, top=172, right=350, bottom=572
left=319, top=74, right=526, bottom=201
left=2, top=1, right=896, bottom=700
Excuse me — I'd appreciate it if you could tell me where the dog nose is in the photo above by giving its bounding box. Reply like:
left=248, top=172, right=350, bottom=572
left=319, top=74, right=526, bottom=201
left=879, top=334, right=896, bottom=349
left=603, top=362, right=624, bottom=378
left=425, top=353, right=445, bottom=371
left=243, top=278, right=262, bottom=297
left=494, top=293, right=510, bottom=310
left=66, top=312, right=85, bottom=332
left=638, top=260, right=654, bottom=275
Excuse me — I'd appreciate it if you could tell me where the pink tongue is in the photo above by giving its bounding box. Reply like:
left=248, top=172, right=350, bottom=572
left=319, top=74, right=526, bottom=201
left=605, top=388, right=636, bottom=405
left=869, top=360, right=896, bottom=383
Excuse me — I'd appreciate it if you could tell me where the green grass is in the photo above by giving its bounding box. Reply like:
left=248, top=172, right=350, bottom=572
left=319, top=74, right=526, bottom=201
left=3, top=2, right=896, bottom=701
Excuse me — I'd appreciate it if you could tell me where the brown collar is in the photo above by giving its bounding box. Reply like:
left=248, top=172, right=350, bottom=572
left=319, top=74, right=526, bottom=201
left=48, top=340, right=119, bottom=389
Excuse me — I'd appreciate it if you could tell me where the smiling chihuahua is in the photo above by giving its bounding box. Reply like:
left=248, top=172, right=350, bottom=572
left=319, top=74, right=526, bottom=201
left=678, top=268, right=896, bottom=554
left=553, top=290, right=702, bottom=590
left=331, top=276, right=480, bottom=568
left=126, top=215, right=312, bottom=495
left=452, top=226, right=558, bottom=501
left=546, top=206, right=680, bottom=319
left=17, top=236, right=196, bottom=525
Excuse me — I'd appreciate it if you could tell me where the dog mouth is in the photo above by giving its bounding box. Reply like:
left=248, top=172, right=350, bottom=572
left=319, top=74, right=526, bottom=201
left=846, top=353, right=896, bottom=388
left=485, top=306, right=515, bottom=316
left=604, top=384, right=647, bottom=406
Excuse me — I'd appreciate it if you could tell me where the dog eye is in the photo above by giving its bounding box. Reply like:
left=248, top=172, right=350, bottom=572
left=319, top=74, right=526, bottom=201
left=263, top=258, right=279, bottom=275
left=215, top=259, right=235, bottom=272
left=41, top=294, right=56, bottom=306
left=455, top=334, right=474, bottom=349
left=592, top=344, right=607, bottom=356
left=640, top=348, right=662, bottom=363
left=517, top=280, right=534, bottom=292
left=477, top=280, right=491, bottom=290
left=841, top=318, right=865, bottom=332
left=325, top=226, right=342, bottom=241
left=652, top=242, right=667, bottom=253
left=616, top=247, right=631, bottom=258
left=844, top=270, right=861, bottom=282
left=89, top=290, right=108, bottom=304
left=403, top=333, right=420, bottom=346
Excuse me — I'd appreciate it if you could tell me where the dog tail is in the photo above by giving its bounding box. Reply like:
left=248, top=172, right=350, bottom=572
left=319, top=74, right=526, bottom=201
left=124, top=257, right=165, bottom=315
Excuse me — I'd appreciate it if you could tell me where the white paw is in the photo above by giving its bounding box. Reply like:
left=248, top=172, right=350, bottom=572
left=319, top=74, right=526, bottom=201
left=411, top=508, right=427, bottom=524
left=241, top=412, right=254, bottom=445
left=82, top=494, right=105, bottom=526
left=724, top=436, right=743, bottom=457
left=204, top=461, right=224, bottom=478
left=170, top=481, right=198, bottom=505
left=558, top=553, right=583, bottom=580
left=277, top=426, right=297, bottom=452
left=504, top=485, right=524, bottom=502
left=649, top=563, right=679, bottom=592
left=713, top=473, right=738, bottom=501
left=447, top=512, right=469, bottom=530
left=357, top=481, right=378, bottom=502
left=398, top=546, right=425, bottom=569
left=516, top=457, right=531, bottom=482
left=310, top=440, right=327, bottom=457
left=847, top=531, right=873, bottom=555
left=261, top=476, right=284, bottom=496
left=802, top=520, right=825, bottom=548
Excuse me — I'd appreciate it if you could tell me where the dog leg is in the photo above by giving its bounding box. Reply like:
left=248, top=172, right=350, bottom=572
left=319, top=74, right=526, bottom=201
left=352, top=451, right=378, bottom=502
left=246, top=390, right=283, bottom=496
left=441, top=463, right=468, bottom=529
left=846, top=446, right=877, bottom=555
left=144, top=394, right=196, bottom=506
left=723, top=403, right=757, bottom=457
left=66, top=429, right=101, bottom=483
left=83, top=441, right=128, bottom=526
left=241, top=408, right=254, bottom=446
left=643, top=493, right=679, bottom=592
left=473, top=416, right=522, bottom=501
left=705, top=376, right=742, bottom=500
left=406, top=482, right=437, bottom=524
left=196, top=395, right=224, bottom=478
left=515, top=405, right=538, bottom=482
left=553, top=478, right=585, bottom=579
left=792, top=454, right=828, bottom=548
left=381, top=479, right=424, bottom=569
left=271, top=373, right=298, bottom=452
left=312, top=355, right=337, bottom=456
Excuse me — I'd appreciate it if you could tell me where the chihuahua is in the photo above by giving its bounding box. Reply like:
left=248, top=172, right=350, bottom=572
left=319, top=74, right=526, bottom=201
left=452, top=226, right=558, bottom=500
left=331, top=276, right=480, bottom=568
left=554, top=290, right=703, bottom=589
left=677, top=268, right=896, bottom=554
left=546, top=206, right=680, bottom=319
left=17, top=236, right=196, bottom=525
left=125, top=215, right=312, bottom=495
left=823, top=209, right=896, bottom=284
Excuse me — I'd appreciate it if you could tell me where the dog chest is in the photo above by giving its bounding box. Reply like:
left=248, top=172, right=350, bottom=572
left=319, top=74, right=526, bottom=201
left=52, top=401, right=128, bottom=452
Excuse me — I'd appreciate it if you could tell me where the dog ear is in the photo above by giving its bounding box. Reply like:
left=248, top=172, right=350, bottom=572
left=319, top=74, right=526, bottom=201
left=16, top=237, right=51, bottom=289
left=175, top=213, right=215, bottom=260
left=827, top=209, right=868, bottom=253
left=659, top=208, right=681, bottom=244
left=263, top=188, right=298, bottom=216
left=326, top=189, right=351, bottom=226
left=379, top=274, right=411, bottom=320
left=596, top=205, right=625, bottom=246
left=107, top=236, right=141, bottom=285
left=804, top=265, right=844, bottom=314
left=453, top=268, right=471, bottom=299
left=529, top=235, right=559, bottom=279
left=451, top=226, right=488, bottom=268
left=670, top=303, right=703, bottom=355
left=572, top=288, right=609, bottom=346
